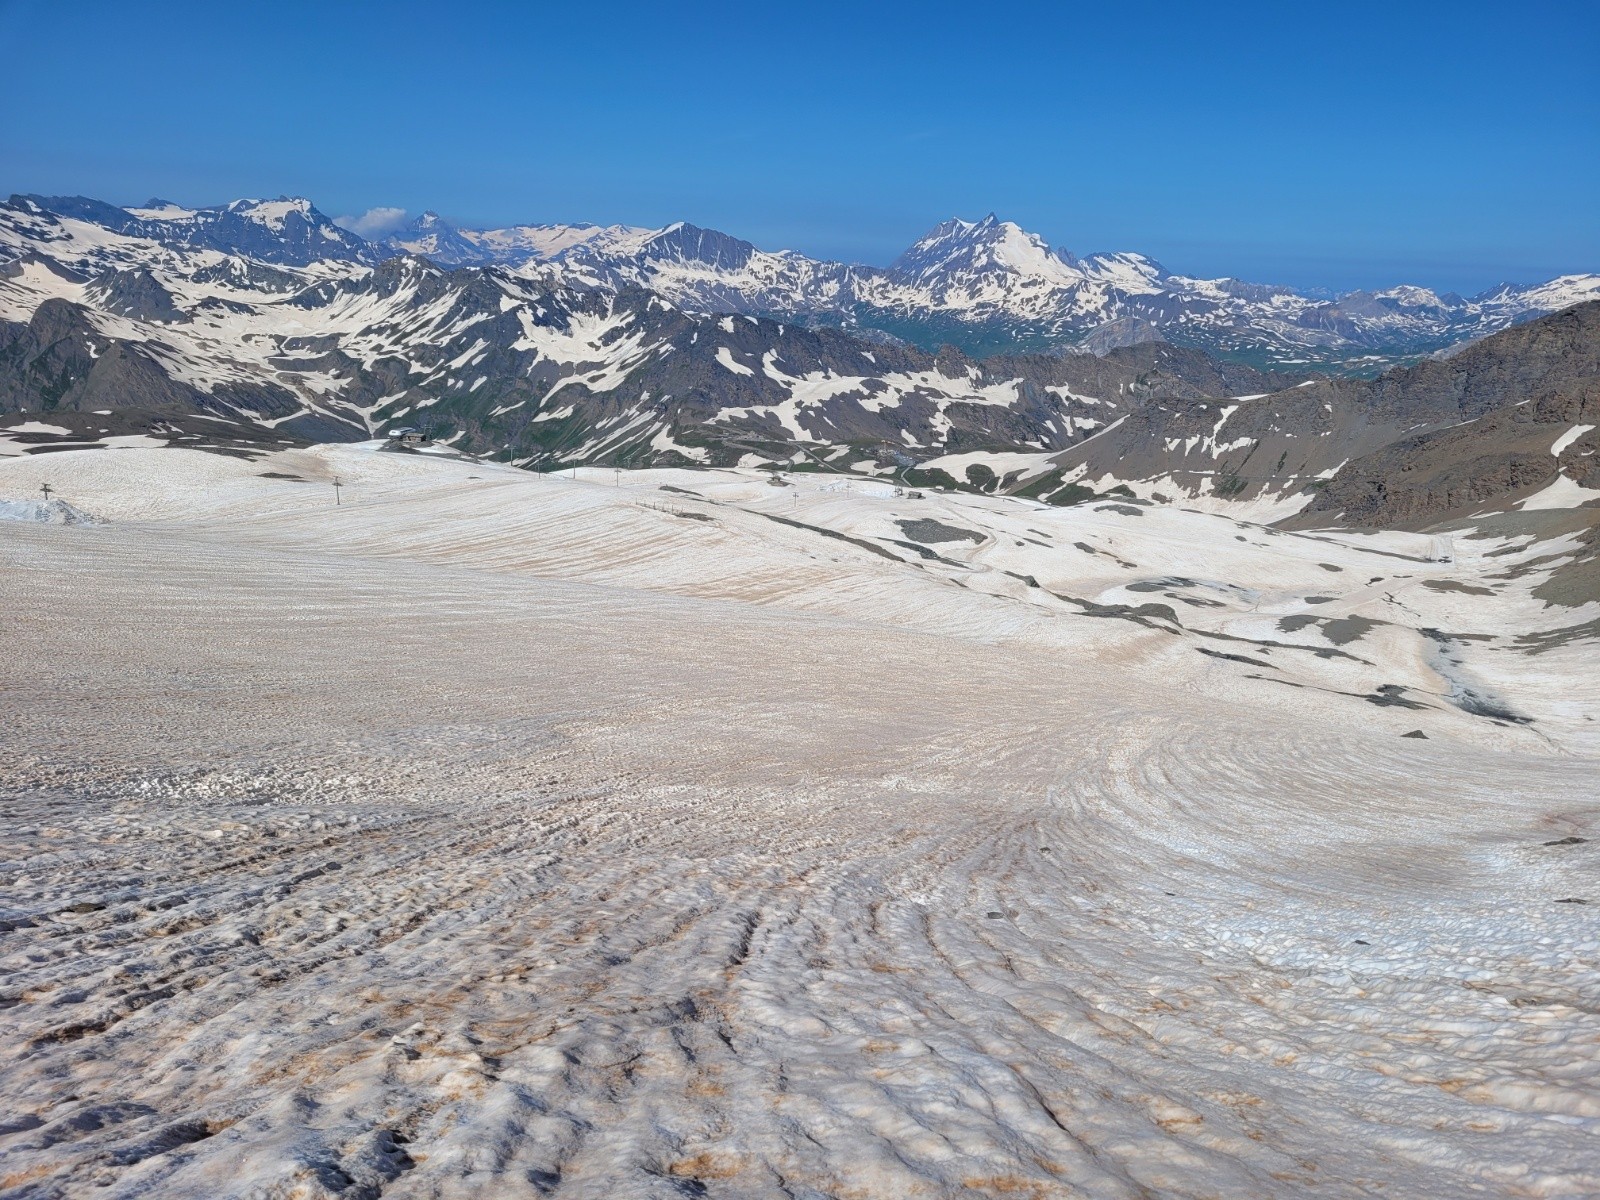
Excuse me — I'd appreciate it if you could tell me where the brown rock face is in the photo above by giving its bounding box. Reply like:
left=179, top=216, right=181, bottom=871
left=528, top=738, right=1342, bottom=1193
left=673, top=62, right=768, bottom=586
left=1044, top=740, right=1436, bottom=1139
left=1309, top=302, right=1600, bottom=527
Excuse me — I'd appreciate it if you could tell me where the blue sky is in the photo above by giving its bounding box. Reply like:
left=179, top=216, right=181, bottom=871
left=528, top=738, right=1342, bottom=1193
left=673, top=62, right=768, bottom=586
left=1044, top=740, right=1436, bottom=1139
left=2, top=0, right=1595, bottom=293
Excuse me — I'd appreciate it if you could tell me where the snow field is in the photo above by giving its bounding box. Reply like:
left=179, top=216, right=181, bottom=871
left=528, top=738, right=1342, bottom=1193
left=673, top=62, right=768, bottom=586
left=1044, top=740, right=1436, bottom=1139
left=1, top=448, right=1597, bottom=1198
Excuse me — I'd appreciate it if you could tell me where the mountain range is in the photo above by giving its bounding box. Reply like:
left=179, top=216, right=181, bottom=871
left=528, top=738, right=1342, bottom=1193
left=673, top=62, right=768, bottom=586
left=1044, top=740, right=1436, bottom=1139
left=11, top=192, right=1600, bottom=370
left=384, top=209, right=1600, bottom=372
left=1, top=190, right=1597, bottom=534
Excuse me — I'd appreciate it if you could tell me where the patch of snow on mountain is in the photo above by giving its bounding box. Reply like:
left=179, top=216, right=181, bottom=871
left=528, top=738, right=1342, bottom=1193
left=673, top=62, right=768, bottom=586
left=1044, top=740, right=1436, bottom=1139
left=715, top=346, right=754, bottom=376
left=227, top=198, right=314, bottom=232
left=1551, top=424, right=1595, bottom=457
left=1516, top=472, right=1600, bottom=510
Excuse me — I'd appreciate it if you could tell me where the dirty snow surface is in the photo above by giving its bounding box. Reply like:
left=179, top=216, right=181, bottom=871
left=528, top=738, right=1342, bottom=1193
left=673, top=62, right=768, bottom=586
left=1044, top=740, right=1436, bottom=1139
left=2, top=448, right=1598, bottom=1200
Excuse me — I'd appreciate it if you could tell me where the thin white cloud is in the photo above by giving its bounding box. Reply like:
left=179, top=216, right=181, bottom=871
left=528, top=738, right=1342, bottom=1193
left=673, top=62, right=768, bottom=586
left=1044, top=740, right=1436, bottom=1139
left=333, top=206, right=409, bottom=239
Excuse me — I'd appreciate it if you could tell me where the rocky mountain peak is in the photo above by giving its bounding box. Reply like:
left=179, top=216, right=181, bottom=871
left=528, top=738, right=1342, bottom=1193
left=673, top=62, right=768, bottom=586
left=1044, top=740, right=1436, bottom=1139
left=892, top=215, right=1074, bottom=284
left=631, top=222, right=757, bottom=271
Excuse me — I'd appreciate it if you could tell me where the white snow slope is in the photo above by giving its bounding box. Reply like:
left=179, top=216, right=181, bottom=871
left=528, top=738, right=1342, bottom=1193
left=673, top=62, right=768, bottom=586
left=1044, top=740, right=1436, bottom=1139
left=1, top=446, right=1597, bottom=1199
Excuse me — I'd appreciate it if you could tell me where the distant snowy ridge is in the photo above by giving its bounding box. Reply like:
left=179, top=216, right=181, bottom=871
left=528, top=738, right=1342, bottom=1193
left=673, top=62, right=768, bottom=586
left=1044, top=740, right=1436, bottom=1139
left=8, top=193, right=374, bottom=267
left=6, top=191, right=1597, bottom=370
left=383, top=208, right=1600, bottom=370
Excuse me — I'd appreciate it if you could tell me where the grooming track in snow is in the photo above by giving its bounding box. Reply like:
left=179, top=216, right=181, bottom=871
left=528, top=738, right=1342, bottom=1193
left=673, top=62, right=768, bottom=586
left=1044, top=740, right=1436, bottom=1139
left=1, top=447, right=1597, bottom=1199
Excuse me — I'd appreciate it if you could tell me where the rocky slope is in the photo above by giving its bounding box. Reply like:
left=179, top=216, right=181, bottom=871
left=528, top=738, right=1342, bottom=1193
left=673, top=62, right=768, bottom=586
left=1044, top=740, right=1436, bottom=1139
left=1042, top=301, right=1600, bottom=528
left=1305, top=302, right=1600, bottom=525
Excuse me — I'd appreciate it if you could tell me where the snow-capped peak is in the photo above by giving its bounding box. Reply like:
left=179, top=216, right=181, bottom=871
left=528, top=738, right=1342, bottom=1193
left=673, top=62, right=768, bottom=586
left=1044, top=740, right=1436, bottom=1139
left=1478, top=274, right=1600, bottom=312
left=125, top=199, right=197, bottom=221
left=1375, top=284, right=1447, bottom=309
left=225, top=197, right=317, bottom=232
left=892, top=215, right=1082, bottom=286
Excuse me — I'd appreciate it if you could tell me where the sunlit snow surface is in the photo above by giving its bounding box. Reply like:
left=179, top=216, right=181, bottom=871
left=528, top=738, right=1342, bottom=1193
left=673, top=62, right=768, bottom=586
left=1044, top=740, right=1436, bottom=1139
left=2, top=448, right=1597, bottom=1199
